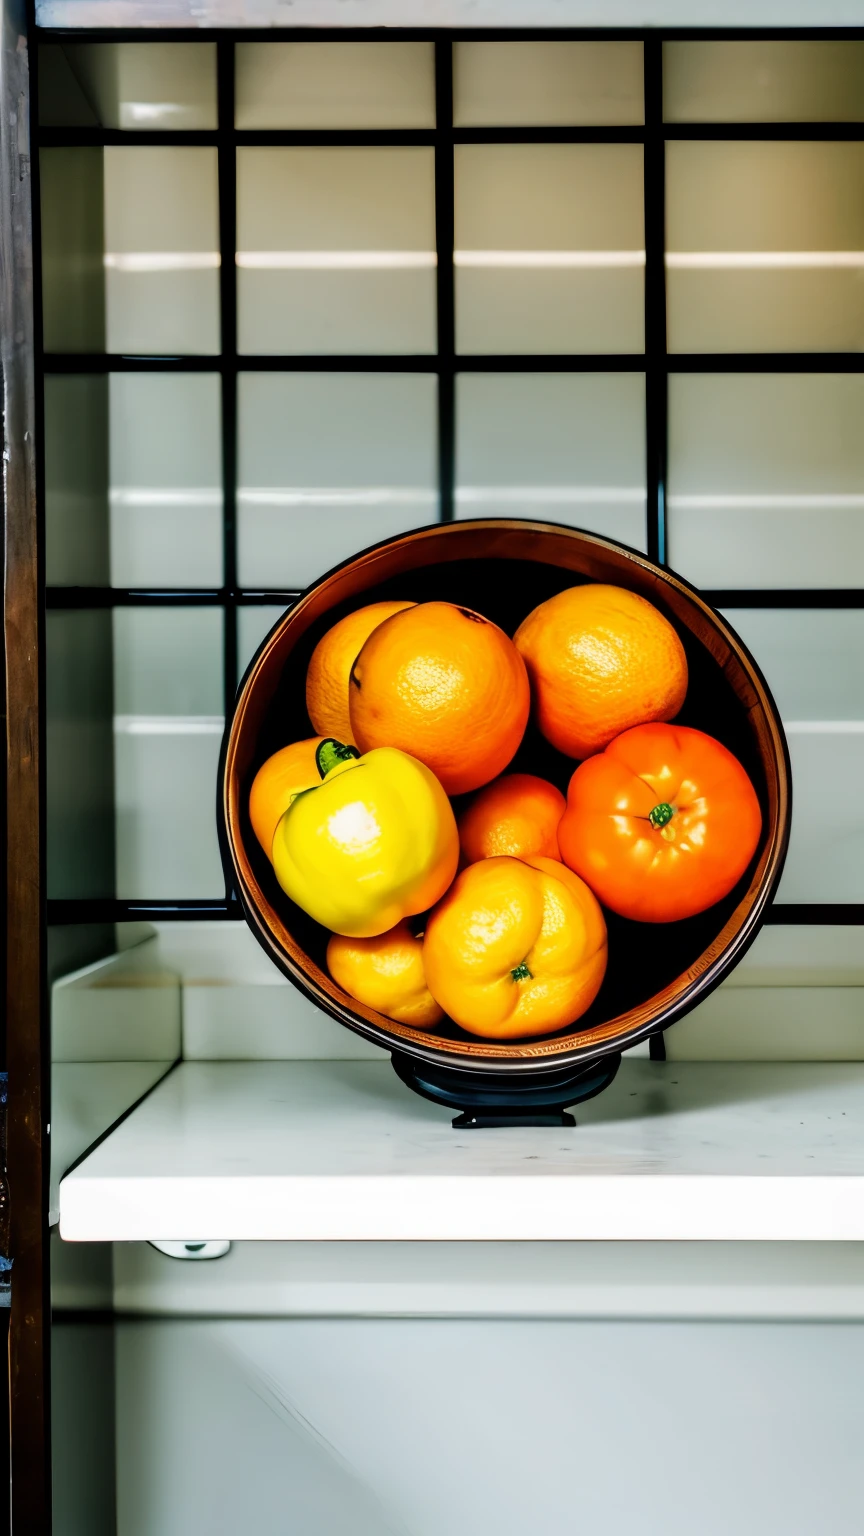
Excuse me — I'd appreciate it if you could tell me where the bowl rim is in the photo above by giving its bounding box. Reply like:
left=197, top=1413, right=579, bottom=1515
left=219, top=517, right=792, bottom=1075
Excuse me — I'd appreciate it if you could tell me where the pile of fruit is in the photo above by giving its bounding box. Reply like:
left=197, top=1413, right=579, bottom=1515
left=249, top=585, right=762, bottom=1042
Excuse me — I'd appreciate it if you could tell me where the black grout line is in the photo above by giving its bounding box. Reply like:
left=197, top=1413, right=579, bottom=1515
left=217, top=39, right=238, bottom=751
left=643, top=39, right=668, bottom=568
left=34, top=25, right=864, bottom=41
left=707, top=590, right=864, bottom=609
left=434, top=41, right=456, bottom=523
left=45, top=897, right=864, bottom=927
left=41, top=352, right=864, bottom=376
left=44, top=586, right=864, bottom=611
left=36, top=125, right=864, bottom=150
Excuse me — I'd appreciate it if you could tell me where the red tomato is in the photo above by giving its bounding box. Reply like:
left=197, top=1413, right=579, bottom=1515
left=557, top=723, right=762, bottom=923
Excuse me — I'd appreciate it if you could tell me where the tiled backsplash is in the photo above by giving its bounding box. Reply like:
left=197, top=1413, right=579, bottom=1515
left=40, top=35, right=864, bottom=1016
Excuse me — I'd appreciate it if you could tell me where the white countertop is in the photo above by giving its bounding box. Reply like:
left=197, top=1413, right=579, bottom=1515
left=58, top=1058, right=864, bottom=1243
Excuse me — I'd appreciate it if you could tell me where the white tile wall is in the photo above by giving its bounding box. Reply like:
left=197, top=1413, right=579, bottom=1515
left=236, top=605, right=288, bottom=681
left=236, top=147, right=437, bottom=355
left=114, top=726, right=225, bottom=899
left=113, top=607, right=223, bottom=716
left=235, top=42, right=436, bottom=129
left=776, top=727, right=864, bottom=904
left=113, top=608, right=225, bottom=899
left=721, top=609, right=864, bottom=908
left=453, top=41, right=644, bottom=126
left=455, top=371, right=646, bottom=548
left=663, top=40, right=864, bottom=123
left=721, top=610, right=864, bottom=721
left=237, top=371, right=438, bottom=588
left=667, top=374, right=864, bottom=588
left=666, top=141, right=864, bottom=352
left=109, top=373, right=223, bottom=588
left=104, top=146, right=220, bottom=355
left=454, top=144, right=645, bottom=354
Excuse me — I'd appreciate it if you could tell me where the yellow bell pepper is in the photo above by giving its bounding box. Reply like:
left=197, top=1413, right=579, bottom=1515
left=272, top=738, right=459, bottom=938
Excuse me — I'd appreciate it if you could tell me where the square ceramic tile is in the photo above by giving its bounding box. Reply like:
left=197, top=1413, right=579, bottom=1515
left=109, top=374, right=223, bottom=588
left=41, top=42, right=217, bottom=129
left=235, top=42, right=435, bottom=128
left=237, top=372, right=438, bottom=589
left=453, top=41, right=644, bottom=126
left=664, top=41, right=864, bottom=123
left=456, top=372, right=646, bottom=550
left=236, top=148, right=436, bottom=355
left=454, top=144, right=644, bottom=354
left=104, top=146, right=220, bottom=355
left=666, top=141, right=864, bottom=352
left=667, top=374, right=864, bottom=588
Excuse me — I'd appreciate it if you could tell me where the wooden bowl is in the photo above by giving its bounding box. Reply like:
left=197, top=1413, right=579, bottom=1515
left=220, top=520, right=791, bottom=1073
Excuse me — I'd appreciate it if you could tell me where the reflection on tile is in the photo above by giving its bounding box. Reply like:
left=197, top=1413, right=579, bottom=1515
left=237, top=606, right=288, bottom=682
left=454, top=41, right=644, bottom=126
left=777, top=727, right=864, bottom=904
left=46, top=374, right=110, bottom=586
left=454, top=144, right=644, bottom=353
left=40, top=148, right=105, bottom=353
left=720, top=610, right=864, bottom=723
left=115, top=726, right=225, bottom=898
left=667, top=374, right=864, bottom=588
left=664, top=40, right=864, bottom=123
left=456, top=372, right=646, bottom=550
left=109, top=374, right=223, bottom=587
left=104, top=146, right=220, bottom=355
left=237, top=373, right=438, bottom=588
left=236, top=148, right=436, bottom=354
left=54, top=42, right=217, bottom=129
left=666, top=141, right=864, bottom=352
left=112, top=606, right=225, bottom=899
left=113, top=608, right=224, bottom=717
left=235, top=42, right=435, bottom=128
left=47, top=610, right=115, bottom=901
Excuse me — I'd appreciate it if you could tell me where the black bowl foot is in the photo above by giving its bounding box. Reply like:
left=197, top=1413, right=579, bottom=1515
left=391, top=1050, right=621, bottom=1128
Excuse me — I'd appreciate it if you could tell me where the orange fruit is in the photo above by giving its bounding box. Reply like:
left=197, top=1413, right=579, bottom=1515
left=306, top=600, right=415, bottom=745
left=349, top=601, right=530, bottom=796
left=249, top=736, right=323, bottom=858
left=327, top=921, right=443, bottom=1029
left=423, top=854, right=607, bottom=1040
left=514, top=584, right=688, bottom=760
left=459, top=773, right=566, bottom=866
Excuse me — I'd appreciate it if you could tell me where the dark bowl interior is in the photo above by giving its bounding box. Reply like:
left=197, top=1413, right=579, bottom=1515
left=221, top=521, right=791, bottom=1073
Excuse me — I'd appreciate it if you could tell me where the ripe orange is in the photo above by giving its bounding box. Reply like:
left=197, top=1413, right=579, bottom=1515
left=327, top=921, right=443, bottom=1029
left=514, top=584, right=688, bottom=760
left=349, top=601, right=530, bottom=796
left=458, top=773, right=565, bottom=866
left=306, top=600, right=415, bottom=745
left=249, top=736, right=323, bottom=859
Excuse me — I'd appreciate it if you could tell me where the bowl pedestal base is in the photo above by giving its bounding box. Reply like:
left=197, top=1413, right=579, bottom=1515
left=390, top=1050, right=622, bottom=1129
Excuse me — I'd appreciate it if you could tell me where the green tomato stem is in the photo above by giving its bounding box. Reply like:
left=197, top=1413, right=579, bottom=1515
left=511, top=960, right=533, bottom=983
left=649, top=802, right=675, bottom=829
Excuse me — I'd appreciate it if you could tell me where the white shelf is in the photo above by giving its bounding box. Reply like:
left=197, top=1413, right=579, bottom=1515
left=58, top=1058, right=864, bottom=1244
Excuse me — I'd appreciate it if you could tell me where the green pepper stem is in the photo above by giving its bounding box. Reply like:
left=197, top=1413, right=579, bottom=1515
left=649, top=802, right=674, bottom=829
left=316, top=738, right=360, bottom=779
left=511, top=960, right=532, bottom=983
